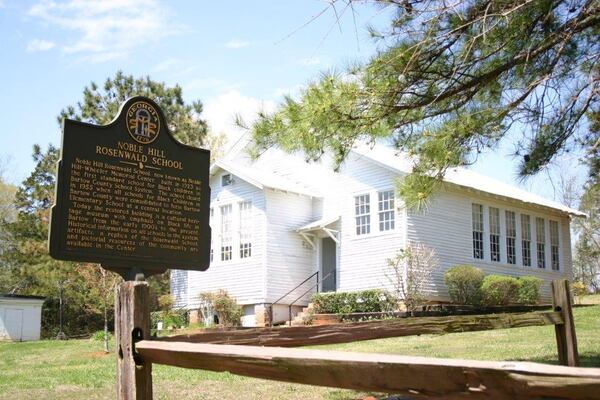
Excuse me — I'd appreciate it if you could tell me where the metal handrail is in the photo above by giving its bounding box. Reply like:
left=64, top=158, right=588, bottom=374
left=268, top=271, right=319, bottom=326
left=287, top=271, right=333, bottom=325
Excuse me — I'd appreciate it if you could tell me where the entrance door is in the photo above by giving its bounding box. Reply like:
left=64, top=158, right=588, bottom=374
left=5, top=309, right=23, bottom=341
left=321, top=237, right=337, bottom=292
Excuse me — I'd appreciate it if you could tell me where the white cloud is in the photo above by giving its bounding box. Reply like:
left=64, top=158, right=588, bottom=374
left=203, top=90, right=275, bottom=153
left=225, top=39, right=251, bottom=49
left=28, top=0, right=183, bottom=63
left=26, top=38, right=55, bottom=52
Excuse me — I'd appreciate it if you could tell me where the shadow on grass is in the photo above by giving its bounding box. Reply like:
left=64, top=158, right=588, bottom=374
left=516, top=352, right=600, bottom=368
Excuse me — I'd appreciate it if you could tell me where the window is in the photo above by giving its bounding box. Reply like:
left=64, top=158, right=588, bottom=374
left=239, top=201, right=252, bottom=258
left=472, top=203, right=484, bottom=259
left=220, top=204, right=232, bottom=261
left=489, top=207, right=501, bottom=262
left=209, top=207, right=214, bottom=263
left=505, top=211, right=516, bottom=264
left=355, top=194, right=371, bottom=235
left=521, top=214, right=532, bottom=267
left=536, top=217, right=546, bottom=269
left=550, top=220, right=560, bottom=271
left=378, top=190, right=395, bottom=231
left=221, top=174, right=232, bottom=187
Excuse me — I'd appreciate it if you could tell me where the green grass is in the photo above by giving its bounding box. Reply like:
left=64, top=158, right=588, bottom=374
left=577, top=293, right=600, bottom=305
left=1, top=305, right=599, bottom=400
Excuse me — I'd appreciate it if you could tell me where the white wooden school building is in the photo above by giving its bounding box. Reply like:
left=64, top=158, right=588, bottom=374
left=171, top=142, right=584, bottom=327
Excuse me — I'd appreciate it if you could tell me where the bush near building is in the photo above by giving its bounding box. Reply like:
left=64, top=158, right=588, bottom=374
left=198, top=290, right=243, bottom=327
left=444, top=266, right=543, bottom=306
left=311, top=289, right=397, bottom=314
left=516, top=276, right=543, bottom=305
left=444, top=265, right=484, bottom=305
left=480, top=275, right=521, bottom=306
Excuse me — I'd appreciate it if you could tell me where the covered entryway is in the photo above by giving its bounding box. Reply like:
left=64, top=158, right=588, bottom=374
left=296, top=215, right=339, bottom=293
left=320, top=237, right=337, bottom=292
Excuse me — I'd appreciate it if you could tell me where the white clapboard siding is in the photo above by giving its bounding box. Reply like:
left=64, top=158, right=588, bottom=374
left=335, top=153, right=407, bottom=293
left=170, top=270, right=188, bottom=308
left=182, top=172, right=267, bottom=308
left=172, top=143, right=575, bottom=314
left=406, top=185, right=572, bottom=302
left=264, top=190, right=316, bottom=304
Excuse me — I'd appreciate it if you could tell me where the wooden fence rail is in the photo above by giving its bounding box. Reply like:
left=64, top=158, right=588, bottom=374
left=157, top=310, right=564, bottom=347
left=116, top=278, right=586, bottom=399
left=136, top=341, right=600, bottom=400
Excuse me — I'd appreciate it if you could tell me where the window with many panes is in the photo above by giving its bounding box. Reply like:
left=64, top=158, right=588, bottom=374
left=355, top=194, right=371, bottom=235
left=378, top=190, right=395, bottom=231
left=209, top=207, right=214, bottom=263
left=489, top=207, right=501, bottom=262
left=536, top=217, right=546, bottom=269
left=220, top=204, right=232, bottom=261
left=505, top=211, right=516, bottom=264
left=549, top=220, right=560, bottom=271
left=239, top=201, right=252, bottom=258
left=472, top=203, right=484, bottom=259
left=521, top=214, right=532, bottom=266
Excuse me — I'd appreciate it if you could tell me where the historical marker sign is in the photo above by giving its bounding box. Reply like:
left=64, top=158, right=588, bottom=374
left=49, top=96, right=211, bottom=279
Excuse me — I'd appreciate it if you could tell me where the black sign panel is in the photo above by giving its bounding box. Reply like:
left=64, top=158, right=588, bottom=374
left=49, top=96, right=211, bottom=279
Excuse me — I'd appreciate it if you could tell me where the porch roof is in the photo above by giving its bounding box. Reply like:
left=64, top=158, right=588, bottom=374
left=296, top=215, right=340, bottom=233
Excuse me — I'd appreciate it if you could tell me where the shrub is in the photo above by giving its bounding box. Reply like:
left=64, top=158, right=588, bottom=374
left=481, top=275, right=520, bottom=306
left=199, top=290, right=243, bottom=327
left=385, top=243, right=438, bottom=311
left=444, top=265, right=484, bottom=305
left=572, top=281, right=587, bottom=298
left=90, top=330, right=112, bottom=342
left=158, top=294, right=174, bottom=311
left=516, top=276, right=543, bottom=304
left=151, top=308, right=188, bottom=332
left=311, top=289, right=397, bottom=314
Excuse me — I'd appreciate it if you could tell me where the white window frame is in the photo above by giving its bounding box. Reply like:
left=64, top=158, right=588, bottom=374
left=472, top=203, right=484, bottom=260
left=354, top=193, right=371, bottom=236
left=378, top=190, right=395, bottom=232
left=549, top=220, right=560, bottom=271
left=505, top=210, right=516, bottom=265
left=209, top=207, right=214, bottom=263
left=239, top=201, right=253, bottom=259
left=521, top=213, right=532, bottom=267
left=220, top=204, right=233, bottom=262
left=535, top=217, right=546, bottom=269
left=489, top=207, right=501, bottom=262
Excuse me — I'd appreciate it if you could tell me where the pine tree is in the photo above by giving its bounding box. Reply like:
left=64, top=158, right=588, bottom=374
left=58, top=70, right=209, bottom=148
left=249, top=0, right=600, bottom=208
left=1, top=73, right=215, bottom=336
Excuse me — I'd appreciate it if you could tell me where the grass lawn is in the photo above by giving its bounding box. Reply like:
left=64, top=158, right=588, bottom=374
left=1, top=305, right=598, bottom=400
left=577, top=293, right=600, bottom=305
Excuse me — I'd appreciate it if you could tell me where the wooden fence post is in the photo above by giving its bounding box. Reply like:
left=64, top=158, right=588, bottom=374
left=551, top=279, right=579, bottom=367
left=116, top=280, right=153, bottom=399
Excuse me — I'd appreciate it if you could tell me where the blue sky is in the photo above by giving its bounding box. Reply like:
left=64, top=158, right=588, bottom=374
left=0, top=0, right=585, bottom=202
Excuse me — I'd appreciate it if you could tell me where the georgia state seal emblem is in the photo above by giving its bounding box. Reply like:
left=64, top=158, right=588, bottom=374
left=126, top=101, right=160, bottom=144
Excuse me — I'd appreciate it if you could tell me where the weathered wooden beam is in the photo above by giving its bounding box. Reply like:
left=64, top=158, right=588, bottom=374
left=156, top=311, right=563, bottom=347
left=115, top=280, right=152, bottom=400
left=552, top=279, right=579, bottom=367
left=136, top=341, right=600, bottom=399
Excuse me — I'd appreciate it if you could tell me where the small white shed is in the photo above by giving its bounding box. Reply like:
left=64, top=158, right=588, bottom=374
left=0, top=294, right=45, bottom=342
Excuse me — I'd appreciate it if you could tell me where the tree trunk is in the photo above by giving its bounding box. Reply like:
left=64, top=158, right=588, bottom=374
left=104, top=298, right=109, bottom=353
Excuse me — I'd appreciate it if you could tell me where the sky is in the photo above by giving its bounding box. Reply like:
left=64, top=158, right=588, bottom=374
left=0, top=0, right=587, bottom=203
